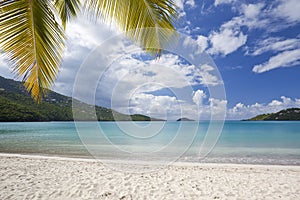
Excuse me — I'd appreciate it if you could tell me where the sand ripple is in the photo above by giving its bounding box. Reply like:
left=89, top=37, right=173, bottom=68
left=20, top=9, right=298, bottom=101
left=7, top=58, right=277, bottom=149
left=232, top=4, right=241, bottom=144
left=0, top=154, right=299, bottom=200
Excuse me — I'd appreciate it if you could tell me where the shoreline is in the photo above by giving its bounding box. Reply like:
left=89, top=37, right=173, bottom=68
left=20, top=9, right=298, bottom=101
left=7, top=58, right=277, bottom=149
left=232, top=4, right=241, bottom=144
left=1, top=152, right=300, bottom=169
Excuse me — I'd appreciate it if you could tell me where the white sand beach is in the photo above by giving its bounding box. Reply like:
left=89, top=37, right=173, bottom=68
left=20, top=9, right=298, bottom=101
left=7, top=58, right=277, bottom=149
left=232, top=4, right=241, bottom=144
left=0, top=154, right=299, bottom=200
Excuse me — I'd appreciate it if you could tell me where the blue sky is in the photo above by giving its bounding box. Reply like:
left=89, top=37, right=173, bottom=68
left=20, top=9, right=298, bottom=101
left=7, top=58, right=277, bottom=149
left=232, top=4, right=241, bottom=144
left=174, top=0, right=300, bottom=119
left=1, top=0, right=300, bottom=120
left=179, top=0, right=300, bottom=108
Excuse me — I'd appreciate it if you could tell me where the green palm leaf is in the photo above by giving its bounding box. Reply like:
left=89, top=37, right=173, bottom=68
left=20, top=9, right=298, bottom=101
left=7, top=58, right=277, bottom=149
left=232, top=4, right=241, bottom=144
left=0, top=0, right=65, bottom=102
left=84, top=0, right=178, bottom=54
left=54, top=0, right=81, bottom=29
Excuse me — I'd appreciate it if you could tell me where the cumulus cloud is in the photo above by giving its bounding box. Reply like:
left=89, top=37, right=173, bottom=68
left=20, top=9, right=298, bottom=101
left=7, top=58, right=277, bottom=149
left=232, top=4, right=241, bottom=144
left=183, top=35, right=208, bottom=54
left=209, top=0, right=300, bottom=74
left=208, top=3, right=267, bottom=59
left=208, top=28, right=247, bottom=56
left=192, top=90, right=206, bottom=106
left=252, top=49, right=300, bottom=73
left=51, top=16, right=115, bottom=96
left=129, top=93, right=180, bottom=119
left=228, top=96, right=300, bottom=119
left=207, top=3, right=271, bottom=56
left=208, top=98, right=227, bottom=119
left=92, top=49, right=223, bottom=119
left=210, top=0, right=300, bottom=57
left=196, top=36, right=209, bottom=52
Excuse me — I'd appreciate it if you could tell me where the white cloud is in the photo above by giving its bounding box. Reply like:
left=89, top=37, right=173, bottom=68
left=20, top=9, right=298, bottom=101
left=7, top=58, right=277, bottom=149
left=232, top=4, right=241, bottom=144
left=207, top=98, right=227, bottom=119
left=214, top=0, right=236, bottom=6
left=174, top=0, right=184, bottom=10
left=172, top=0, right=198, bottom=20
left=208, top=28, right=247, bottom=56
left=247, top=35, right=300, bottom=73
left=185, top=0, right=196, bottom=8
left=129, top=93, right=180, bottom=119
left=183, top=35, right=208, bottom=54
left=252, top=49, right=300, bottom=73
left=274, top=0, right=300, bottom=22
left=0, top=55, right=15, bottom=79
left=196, top=35, right=208, bottom=52
left=173, top=0, right=186, bottom=18
left=107, top=54, right=196, bottom=90
left=269, top=100, right=282, bottom=106
left=247, top=37, right=300, bottom=73
left=232, top=1, right=300, bottom=32
left=241, top=3, right=265, bottom=19
left=221, top=16, right=268, bottom=31
left=248, top=37, right=300, bottom=56
left=209, top=0, right=300, bottom=62
left=208, top=3, right=271, bottom=56
left=210, top=0, right=300, bottom=57
left=221, top=3, right=268, bottom=31
left=192, top=90, right=206, bottom=106
left=198, top=64, right=223, bottom=86
left=228, top=96, right=300, bottom=119
left=65, top=18, right=110, bottom=49
left=52, top=16, right=115, bottom=96
left=231, top=102, right=245, bottom=112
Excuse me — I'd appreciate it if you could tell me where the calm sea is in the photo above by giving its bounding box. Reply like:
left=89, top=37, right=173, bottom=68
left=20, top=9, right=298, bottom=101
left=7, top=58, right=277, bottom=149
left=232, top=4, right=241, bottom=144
left=0, top=121, right=299, bottom=165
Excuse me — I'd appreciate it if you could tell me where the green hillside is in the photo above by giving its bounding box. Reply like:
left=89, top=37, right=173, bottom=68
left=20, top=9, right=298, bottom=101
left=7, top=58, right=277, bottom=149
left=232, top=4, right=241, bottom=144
left=245, top=108, right=300, bottom=121
left=0, top=76, right=158, bottom=122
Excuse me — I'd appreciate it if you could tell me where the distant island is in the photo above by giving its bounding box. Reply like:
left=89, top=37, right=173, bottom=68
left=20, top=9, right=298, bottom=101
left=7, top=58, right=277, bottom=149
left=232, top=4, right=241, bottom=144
left=0, top=76, right=161, bottom=122
left=177, top=117, right=194, bottom=121
left=244, top=108, right=300, bottom=121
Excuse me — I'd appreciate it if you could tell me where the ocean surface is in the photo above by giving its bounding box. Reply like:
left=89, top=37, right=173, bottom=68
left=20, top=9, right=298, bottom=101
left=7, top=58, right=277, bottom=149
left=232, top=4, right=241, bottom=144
left=0, top=121, right=300, bottom=165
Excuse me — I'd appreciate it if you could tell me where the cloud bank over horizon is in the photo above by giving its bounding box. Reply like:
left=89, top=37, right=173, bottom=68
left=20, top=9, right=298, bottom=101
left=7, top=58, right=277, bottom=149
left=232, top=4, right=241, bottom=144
left=228, top=96, right=300, bottom=120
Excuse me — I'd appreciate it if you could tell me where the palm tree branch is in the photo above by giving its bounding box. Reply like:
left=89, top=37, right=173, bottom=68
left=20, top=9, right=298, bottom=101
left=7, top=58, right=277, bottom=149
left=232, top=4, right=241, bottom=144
left=53, top=0, right=81, bottom=29
left=0, top=0, right=65, bottom=102
left=84, top=0, right=178, bottom=54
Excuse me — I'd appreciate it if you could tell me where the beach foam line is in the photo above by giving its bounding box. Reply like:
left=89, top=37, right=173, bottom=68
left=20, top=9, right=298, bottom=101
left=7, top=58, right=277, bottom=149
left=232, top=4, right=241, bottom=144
left=1, top=152, right=299, bottom=170
left=0, top=152, right=102, bottom=162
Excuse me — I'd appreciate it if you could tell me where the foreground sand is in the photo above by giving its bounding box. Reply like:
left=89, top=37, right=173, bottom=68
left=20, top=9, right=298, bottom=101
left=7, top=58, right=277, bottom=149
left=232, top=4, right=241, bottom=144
left=0, top=154, right=299, bottom=200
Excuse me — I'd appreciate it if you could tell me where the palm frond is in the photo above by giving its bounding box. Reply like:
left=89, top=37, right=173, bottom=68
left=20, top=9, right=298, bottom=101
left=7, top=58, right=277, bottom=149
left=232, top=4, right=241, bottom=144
left=0, top=0, right=65, bottom=102
left=54, top=0, right=81, bottom=29
left=84, top=0, right=178, bottom=55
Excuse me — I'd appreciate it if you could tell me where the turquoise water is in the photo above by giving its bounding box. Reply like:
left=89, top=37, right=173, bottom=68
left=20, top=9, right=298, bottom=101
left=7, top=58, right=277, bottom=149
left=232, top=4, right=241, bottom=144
left=0, top=121, right=299, bottom=165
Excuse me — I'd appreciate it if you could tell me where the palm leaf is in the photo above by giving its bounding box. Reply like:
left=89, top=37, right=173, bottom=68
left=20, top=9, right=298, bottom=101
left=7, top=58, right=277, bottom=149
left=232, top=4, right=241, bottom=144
left=84, top=0, right=178, bottom=55
left=0, top=0, right=65, bottom=102
left=54, top=0, right=81, bottom=29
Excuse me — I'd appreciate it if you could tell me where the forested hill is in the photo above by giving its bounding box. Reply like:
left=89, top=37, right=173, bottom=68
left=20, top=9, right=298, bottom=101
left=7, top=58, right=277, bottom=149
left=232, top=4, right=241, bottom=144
left=245, top=108, right=300, bottom=121
left=0, top=76, right=157, bottom=122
